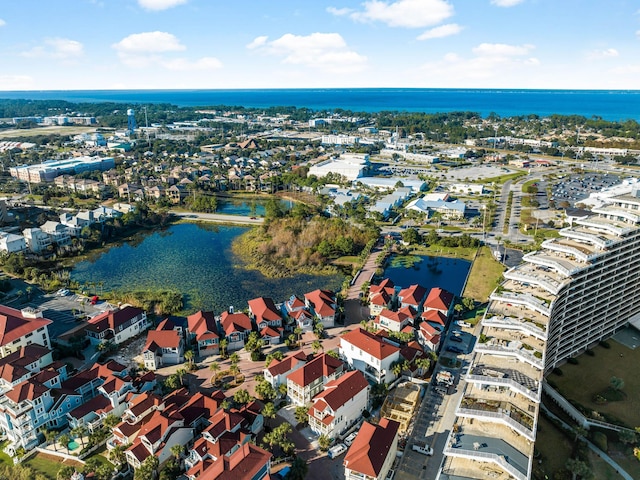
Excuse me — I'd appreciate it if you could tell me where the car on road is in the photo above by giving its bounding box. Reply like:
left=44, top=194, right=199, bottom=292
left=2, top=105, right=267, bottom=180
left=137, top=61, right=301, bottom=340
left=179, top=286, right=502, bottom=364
left=412, top=443, right=434, bottom=456
left=344, top=432, right=358, bottom=446
left=328, top=443, right=348, bottom=459
left=56, top=288, right=70, bottom=296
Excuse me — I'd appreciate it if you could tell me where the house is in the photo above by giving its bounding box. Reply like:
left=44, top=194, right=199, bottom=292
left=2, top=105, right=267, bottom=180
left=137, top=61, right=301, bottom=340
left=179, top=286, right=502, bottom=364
left=421, top=309, right=447, bottom=332
left=0, top=344, right=54, bottom=391
left=424, top=287, right=455, bottom=318
left=263, top=351, right=307, bottom=388
left=377, top=308, right=413, bottom=333
left=397, top=284, right=427, bottom=311
left=248, top=297, right=283, bottom=329
left=304, top=289, right=337, bottom=328
left=219, top=311, right=252, bottom=352
left=167, top=184, right=187, bottom=204
left=308, top=370, right=369, bottom=439
left=343, top=418, right=400, bottom=480
left=0, top=305, right=52, bottom=357
left=369, top=290, right=392, bottom=317
left=143, top=322, right=184, bottom=371
left=22, top=227, right=52, bottom=253
left=125, top=408, right=194, bottom=469
left=40, top=221, right=71, bottom=246
left=185, top=440, right=271, bottom=480
left=339, top=328, right=401, bottom=384
left=418, top=322, right=441, bottom=352
left=86, top=306, right=150, bottom=346
left=0, top=233, right=26, bottom=254
left=287, top=353, right=344, bottom=406
left=187, top=311, right=219, bottom=358
left=283, top=295, right=314, bottom=332
left=369, top=278, right=396, bottom=298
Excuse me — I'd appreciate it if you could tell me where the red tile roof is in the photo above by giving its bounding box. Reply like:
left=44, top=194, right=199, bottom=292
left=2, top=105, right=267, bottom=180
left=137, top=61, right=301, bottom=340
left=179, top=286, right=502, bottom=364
left=369, top=278, right=395, bottom=296
left=187, top=311, right=219, bottom=341
left=266, top=352, right=307, bottom=376
left=379, top=309, right=411, bottom=325
left=197, top=442, right=272, bottom=480
left=5, top=378, right=48, bottom=403
left=425, top=287, right=454, bottom=312
left=398, top=284, right=427, bottom=307
left=421, top=309, right=447, bottom=326
left=304, top=289, right=336, bottom=317
left=369, top=291, right=391, bottom=306
left=311, top=370, right=368, bottom=412
left=87, top=306, right=144, bottom=334
left=0, top=305, right=52, bottom=347
left=69, top=394, right=111, bottom=420
left=343, top=418, right=399, bottom=477
left=247, top=297, right=282, bottom=323
left=286, top=353, right=343, bottom=388
left=144, top=329, right=181, bottom=352
left=341, top=328, right=400, bottom=361
left=219, top=311, right=252, bottom=335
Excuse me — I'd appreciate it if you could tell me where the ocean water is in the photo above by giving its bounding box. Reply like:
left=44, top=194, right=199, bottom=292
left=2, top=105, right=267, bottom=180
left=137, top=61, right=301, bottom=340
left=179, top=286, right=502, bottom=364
left=1, top=88, right=639, bottom=121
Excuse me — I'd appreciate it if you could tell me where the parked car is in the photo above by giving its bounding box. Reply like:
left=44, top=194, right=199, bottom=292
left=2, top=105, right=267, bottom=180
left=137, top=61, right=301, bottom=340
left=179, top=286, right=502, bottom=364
left=56, top=288, right=70, bottom=296
left=385, top=469, right=396, bottom=480
left=328, top=443, right=348, bottom=459
left=344, top=432, right=358, bottom=446
left=450, top=335, right=463, bottom=343
left=446, top=345, right=464, bottom=354
left=412, top=443, right=433, bottom=456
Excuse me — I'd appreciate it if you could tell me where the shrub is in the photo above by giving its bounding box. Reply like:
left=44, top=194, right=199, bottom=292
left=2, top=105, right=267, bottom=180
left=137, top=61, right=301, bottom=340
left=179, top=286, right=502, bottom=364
left=553, top=367, right=563, bottom=376
left=585, top=349, right=595, bottom=356
left=567, top=357, right=579, bottom=365
left=592, top=431, right=608, bottom=452
left=600, top=340, right=611, bottom=349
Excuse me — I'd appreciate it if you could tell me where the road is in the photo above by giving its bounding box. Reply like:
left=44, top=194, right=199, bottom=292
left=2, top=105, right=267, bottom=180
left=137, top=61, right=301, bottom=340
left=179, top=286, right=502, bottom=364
left=170, top=210, right=264, bottom=225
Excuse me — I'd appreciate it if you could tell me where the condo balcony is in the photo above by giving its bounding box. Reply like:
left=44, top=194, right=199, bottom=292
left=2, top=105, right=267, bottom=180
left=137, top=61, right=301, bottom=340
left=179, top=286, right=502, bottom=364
left=576, top=216, right=635, bottom=236
left=467, top=356, right=541, bottom=402
left=542, top=237, right=603, bottom=263
left=462, top=383, right=538, bottom=422
left=458, top=396, right=536, bottom=441
left=486, top=302, right=549, bottom=328
left=489, top=291, right=551, bottom=317
left=475, top=337, right=543, bottom=370
left=560, top=226, right=618, bottom=249
left=523, top=251, right=585, bottom=277
left=592, top=205, right=640, bottom=224
left=501, top=279, right=556, bottom=304
left=504, top=265, right=565, bottom=296
left=440, top=455, right=516, bottom=480
left=444, top=419, right=532, bottom=480
left=482, top=315, right=547, bottom=341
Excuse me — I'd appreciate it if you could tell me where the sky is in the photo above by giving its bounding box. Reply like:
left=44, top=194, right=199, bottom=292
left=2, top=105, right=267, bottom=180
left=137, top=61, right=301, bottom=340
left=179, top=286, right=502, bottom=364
left=1, top=0, right=640, bottom=90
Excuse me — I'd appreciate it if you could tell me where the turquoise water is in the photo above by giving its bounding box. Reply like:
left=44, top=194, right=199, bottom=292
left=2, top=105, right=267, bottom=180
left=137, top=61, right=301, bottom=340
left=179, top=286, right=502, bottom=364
left=72, top=223, right=343, bottom=312
left=2, top=88, right=639, bottom=120
left=215, top=198, right=293, bottom=217
left=384, top=255, right=471, bottom=296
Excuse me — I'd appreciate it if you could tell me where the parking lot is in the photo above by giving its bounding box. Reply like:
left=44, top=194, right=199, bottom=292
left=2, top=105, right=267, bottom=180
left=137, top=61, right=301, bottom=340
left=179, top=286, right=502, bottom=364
left=550, top=173, right=620, bottom=207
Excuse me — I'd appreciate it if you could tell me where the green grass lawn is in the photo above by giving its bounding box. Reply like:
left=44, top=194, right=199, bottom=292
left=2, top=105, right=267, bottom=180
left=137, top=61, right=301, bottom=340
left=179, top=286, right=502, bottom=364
left=462, top=246, right=505, bottom=302
left=24, top=452, right=81, bottom=479
left=408, top=244, right=477, bottom=261
left=0, top=441, right=12, bottom=466
left=534, top=415, right=574, bottom=478
left=551, top=341, right=640, bottom=428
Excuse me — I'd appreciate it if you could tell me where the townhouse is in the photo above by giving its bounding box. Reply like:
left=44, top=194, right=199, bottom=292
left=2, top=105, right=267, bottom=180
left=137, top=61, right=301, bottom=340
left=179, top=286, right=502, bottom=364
left=142, top=319, right=185, bottom=371
left=424, top=287, right=454, bottom=318
left=308, top=370, right=369, bottom=439
left=283, top=295, right=314, bottom=332
left=0, top=305, right=52, bottom=357
left=304, top=289, right=337, bottom=328
left=340, top=328, right=401, bottom=384
left=187, top=310, right=219, bottom=358
left=397, top=284, right=427, bottom=311
left=248, top=297, right=283, bottom=344
left=219, top=311, right=253, bottom=352
left=287, top=353, right=344, bottom=406
left=86, top=306, right=150, bottom=346
left=343, top=418, right=400, bottom=480
left=376, top=307, right=414, bottom=333
left=263, top=351, right=307, bottom=389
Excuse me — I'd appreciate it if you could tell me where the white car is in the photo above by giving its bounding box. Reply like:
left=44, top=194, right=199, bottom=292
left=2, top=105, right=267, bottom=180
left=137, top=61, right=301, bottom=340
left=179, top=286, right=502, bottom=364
left=344, top=432, right=358, bottom=446
left=328, top=443, right=348, bottom=459
left=56, top=288, right=70, bottom=296
left=412, top=443, right=433, bottom=456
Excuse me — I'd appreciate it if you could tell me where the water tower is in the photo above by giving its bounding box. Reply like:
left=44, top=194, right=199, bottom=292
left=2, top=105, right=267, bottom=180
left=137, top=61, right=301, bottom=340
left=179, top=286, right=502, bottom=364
left=127, top=108, right=136, bottom=134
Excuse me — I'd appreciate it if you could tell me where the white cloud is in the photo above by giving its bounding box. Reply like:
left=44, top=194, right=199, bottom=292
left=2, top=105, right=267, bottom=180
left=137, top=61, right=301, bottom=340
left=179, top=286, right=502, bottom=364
left=161, top=57, right=222, bottom=71
left=326, top=6, right=353, bottom=16
left=0, top=19, right=6, bottom=27
left=112, top=31, right=220, bottom=71
left=138, top=0, right=188, bottom=11
left=112, top=31, right=185, bottom=54
left=22, top=38, right=84, bottom=60
left=490, top=0, right=525, bottom=7
left=349, top=0, right=454, bottom=28
left=587, top=48, right=619, bottom=60
left=248, top=32, right=367, bottom=73
left=246, top=36, right=268, bottom=50
left=472, top=42, right=534, bottom=57
left=417, top=23, right=463, bottom=40
left=636, top=30, right=640, bottom=38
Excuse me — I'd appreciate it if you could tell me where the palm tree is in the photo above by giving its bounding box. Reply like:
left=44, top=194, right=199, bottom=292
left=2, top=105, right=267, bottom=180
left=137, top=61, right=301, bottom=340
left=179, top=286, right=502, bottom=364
left=219, top=339, right=228, bottom=358
left=184, top=349, right=195, bottom=369
left=176, top=368, right=187, bottom=386
left=70, top=425, right=86, bottom=448
left=311, top=340, right=322, bottom=354
left=229, top=363, right=240, bottom=383
left=209, top=361, right=220, bottom=385
left=170, top=444, right=184, bottom=460
left=610, top=376, right=625, bottom=392
left=229, top=351, right=240, bottom=366
left=565, top=458, right=591, bottom=480
left=262, top=402, right=277, bottom=429
left=58, top=433, right=71, bottom=454
left=103, top=413, right=119, bottom=429
left=108, top=444, right=127, bottom=466
left=42, top=428, right=57, bottom=451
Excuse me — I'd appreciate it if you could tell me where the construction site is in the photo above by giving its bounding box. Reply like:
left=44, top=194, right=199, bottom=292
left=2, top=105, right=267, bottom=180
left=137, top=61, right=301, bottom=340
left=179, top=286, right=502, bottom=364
left=380, top=382, right=422, bottom=434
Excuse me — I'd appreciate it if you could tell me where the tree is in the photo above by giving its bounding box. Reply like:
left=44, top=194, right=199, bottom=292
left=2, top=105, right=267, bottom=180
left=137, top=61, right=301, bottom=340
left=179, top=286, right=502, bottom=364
left=57, top=466, right=76, bottom=480
left=104, top=413, right=120, bottom=428
left=42, top=428, right=57, bottom=451
left=108, top=444, right=127, bottom=466
left=70, top=425, right=86, bottom=448
left=610, top=376, right=625, bottom=391
left=286, top=456, right=309, bottom=480
left=263, top=402, right=277, bottom=429
left=58, top=433, right=71, bottom=454
left=318, top=434, right=331, bottom=451
left=326, top=349, right=340, bottom=359
left=295, top=406, right=308, bottom=425
left=159, top=459, right=181, bottom=480
left=219, top=338, right=228, bottom=358
left=416, top=357, right=431, bottom=376
left=314, top=322, right=324, bottom=339
left=184, top=349, right=195, bottom=368
left=170, top=443, right=185, bottom=460
left=565, top=458, right=592, bottom=480
left=229, top=351, right=240, bottom=366
left=619, top=429, right=637, bottom=445
left=230, top=363, right=241, bottom=382
left=233, top=388, right=251, bottom=406
left=176, top=367, right=187, bottom=386
left=401, top=227, right=421, bottom=245
left=135, top=455, right=160, bottom=480
left=255, top=379, right=277, bottom=401
left=209, top=361, right=220, bottom=384
left=311, top=339, right=322, bottom=354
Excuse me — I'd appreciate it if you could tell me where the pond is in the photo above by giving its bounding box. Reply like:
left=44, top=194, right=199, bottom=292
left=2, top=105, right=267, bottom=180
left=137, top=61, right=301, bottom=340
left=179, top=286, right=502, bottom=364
left=72, top=222, right=343, bottom=313
left=383, top=254, right=472, bottom=296
left=215, top=197, right=293, bottom=217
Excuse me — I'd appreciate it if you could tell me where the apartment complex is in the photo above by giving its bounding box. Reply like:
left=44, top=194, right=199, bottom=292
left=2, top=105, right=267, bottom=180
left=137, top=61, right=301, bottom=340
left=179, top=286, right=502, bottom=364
left=10, top=156, right=115, bottom=183
left=440, top=187, right=640, bottom=479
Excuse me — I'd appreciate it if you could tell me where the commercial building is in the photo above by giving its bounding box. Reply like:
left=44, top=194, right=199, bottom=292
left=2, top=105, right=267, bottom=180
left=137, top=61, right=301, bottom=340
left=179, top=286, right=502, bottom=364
left=308, top=154, right=369, bottom=181
left=440, top=185, right=640, bottom=480
left=9, top=156, right=115, bottom=183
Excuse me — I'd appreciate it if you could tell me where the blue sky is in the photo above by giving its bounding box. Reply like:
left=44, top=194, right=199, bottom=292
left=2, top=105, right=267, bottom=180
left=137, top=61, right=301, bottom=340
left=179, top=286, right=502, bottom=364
left=1, top=0, right=639, bottom=90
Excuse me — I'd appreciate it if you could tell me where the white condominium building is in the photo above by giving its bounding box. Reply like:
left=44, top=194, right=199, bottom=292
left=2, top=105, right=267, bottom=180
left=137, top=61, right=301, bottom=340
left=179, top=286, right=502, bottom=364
left=440, top=186, right=640, bottom=480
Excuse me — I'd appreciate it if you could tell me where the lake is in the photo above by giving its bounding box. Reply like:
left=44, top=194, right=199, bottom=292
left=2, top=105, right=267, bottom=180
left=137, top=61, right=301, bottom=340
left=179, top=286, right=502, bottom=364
left=215, top=197, right=293, bottom=217
left=383, top=255, right=471, bottom=296
left=72, top=222, right=343, bottom=313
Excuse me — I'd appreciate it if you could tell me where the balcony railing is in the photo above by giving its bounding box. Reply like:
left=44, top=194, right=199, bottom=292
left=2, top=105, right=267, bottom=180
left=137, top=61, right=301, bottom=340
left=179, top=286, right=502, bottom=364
left=504, top=269, right=561, bottom=295
left=490, top=291, right=550, bottom=317
left=475, top=343, right=544, bottom=370
left=466, top=374, right=540, bottom=403
left=443, top=445, right=527, bottom=480
left=482, top=315, right=547, bottom=341
left=457, top=408, right=535, bottom=441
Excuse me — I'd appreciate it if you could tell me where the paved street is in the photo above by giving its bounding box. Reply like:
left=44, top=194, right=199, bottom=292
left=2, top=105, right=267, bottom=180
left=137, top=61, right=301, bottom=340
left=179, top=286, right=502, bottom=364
left=170, top=210, right=264, bottom=225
